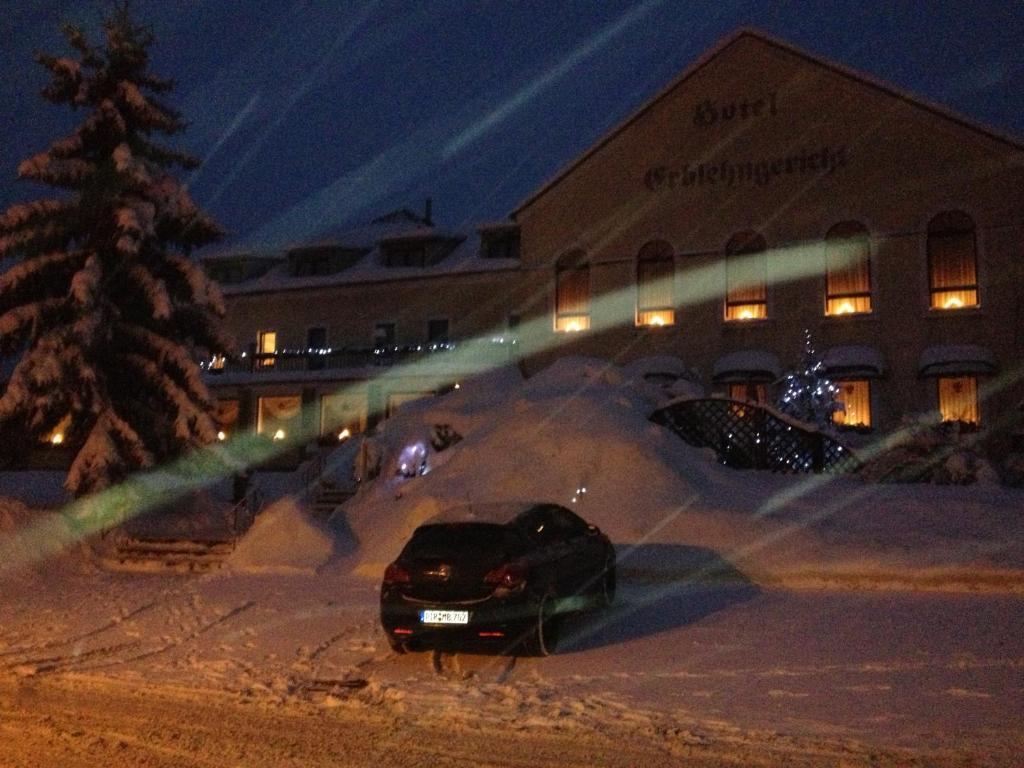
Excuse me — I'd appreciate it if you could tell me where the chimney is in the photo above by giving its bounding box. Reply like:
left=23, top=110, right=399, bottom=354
left=424, top=197, right=433, bottom=227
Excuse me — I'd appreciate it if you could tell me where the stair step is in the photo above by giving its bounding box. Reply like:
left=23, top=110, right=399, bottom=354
left=120, top=538, right=235, bottom=556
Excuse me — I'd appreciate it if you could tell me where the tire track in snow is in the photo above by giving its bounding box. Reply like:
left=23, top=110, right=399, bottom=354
left=0, top=599, right=157, bottom=658
left=5, top=639, right=142, bottom=676
left=77, top=600, right=256, bottom=670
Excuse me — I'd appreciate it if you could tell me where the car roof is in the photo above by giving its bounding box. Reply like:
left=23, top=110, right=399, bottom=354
left=424, top=502, right=559, bottom=527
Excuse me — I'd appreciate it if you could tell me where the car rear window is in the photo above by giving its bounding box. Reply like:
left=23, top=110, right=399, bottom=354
left=403, top=523, right=526, bottom=560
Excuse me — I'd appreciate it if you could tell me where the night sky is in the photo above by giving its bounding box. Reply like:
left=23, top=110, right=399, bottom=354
left=2, top=1, right=1023, bottom=253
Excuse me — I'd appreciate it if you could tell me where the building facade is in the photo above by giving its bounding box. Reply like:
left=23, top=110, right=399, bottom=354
left=203, top=30, right=1024, bottom=451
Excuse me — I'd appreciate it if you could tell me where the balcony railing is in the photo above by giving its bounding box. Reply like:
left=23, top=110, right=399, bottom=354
left=201, top=339, right=518, bottom=376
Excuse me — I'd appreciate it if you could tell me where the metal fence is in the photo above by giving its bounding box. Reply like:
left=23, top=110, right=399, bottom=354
left=651, top=398, right=858, bottom=473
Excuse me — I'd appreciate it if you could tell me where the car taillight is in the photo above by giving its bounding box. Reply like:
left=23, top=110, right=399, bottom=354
left=383, top=562, right=411, bottom=585
left=483, top=562, right=527, bottom=589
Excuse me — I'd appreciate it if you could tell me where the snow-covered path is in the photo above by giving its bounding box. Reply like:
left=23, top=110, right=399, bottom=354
left=2, top=565, right=1022, bottom=765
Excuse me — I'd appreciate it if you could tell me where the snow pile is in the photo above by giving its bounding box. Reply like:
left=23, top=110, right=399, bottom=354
left=0, top=496, right=37, bottom=534
left=227, top=498, right=334, bottom=574
left=337, top=356, right=1024, bottom=591
left=343, top=357, right=716, bottom=575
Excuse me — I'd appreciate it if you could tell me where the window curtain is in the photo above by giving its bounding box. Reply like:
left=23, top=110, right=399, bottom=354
left=833, top=380, right=871, bottom=427
left=825, top=222, right=871, bottom=314
left=637, top=241, right=675, bottom=325
left=938, top=376, right=979, bottom=424
left=928, top=212, right=978, bottom=309
left=725, top=232, right=767, bottom=320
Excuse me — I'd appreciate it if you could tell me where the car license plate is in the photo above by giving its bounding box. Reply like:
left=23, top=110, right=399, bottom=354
left=420, top=609, right=469, bottom=625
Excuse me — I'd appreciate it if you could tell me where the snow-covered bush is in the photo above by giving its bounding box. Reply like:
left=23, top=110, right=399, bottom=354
left=1001, top=453, right=1024, bottom=487
left=430, top=424, right=462, bottom=452
left=857, top=419, right=998, bottom=485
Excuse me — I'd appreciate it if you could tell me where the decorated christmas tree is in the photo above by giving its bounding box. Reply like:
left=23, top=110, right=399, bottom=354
left=777, top=329, right=840, bottom=430
left=0, top=4, right=232, bottom=496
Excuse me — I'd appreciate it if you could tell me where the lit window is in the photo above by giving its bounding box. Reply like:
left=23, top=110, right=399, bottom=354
left=636, top=240, right=675, bottom=327
left=833, top=380, right=871, bottom=428
left=825, top=222, right=872, bottom=315
left=938, top=376, right=979, bottom=424
left=209, top=354, right=226, bottom=371
left=555, top=250, right=590, bottom=332
left=321, top=394, right=365, bottom=438
left=257, top=330, right=276, bottom=368
left=257, top=395, right=301, bottom=437
left=724, top=232, right=767, bottom=321
left=928, top=211, right=978, bottom=310
left=728, top=382, right=767, bottom=404
left=214, top=399, right=239, bottom=440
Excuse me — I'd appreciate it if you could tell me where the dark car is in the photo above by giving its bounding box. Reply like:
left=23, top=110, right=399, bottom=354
left=380, top=502, right=615, bottom=656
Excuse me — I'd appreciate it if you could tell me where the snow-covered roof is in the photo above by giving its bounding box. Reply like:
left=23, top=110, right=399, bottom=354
left=919, top=345, right=997, bottom=377
left=204, top=226, right=520, bottom=296
left=193, top=251, right=282, bottom=264
left=378, top=227, right=464, bottom=243
left=476, top=220, right=519, bottom=233
left=712, top=350, right=781, bottom=382
left=823, top=345, right=885, bottom=377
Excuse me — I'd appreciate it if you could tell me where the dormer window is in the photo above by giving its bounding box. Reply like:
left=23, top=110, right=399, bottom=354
left=201, top=253, right=280, bottom=284
left=288, top=245, right=367, bottom=276
left=480, top=227, right=521, bottom=260
left=380, top=235, right=462, bottom=268
left=384, top=244, right=428, bottom=268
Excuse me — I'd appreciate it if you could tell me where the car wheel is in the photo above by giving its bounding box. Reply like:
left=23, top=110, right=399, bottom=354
left=387, top=635, right=409, bottom=654
left=600, top=562, right=616, bottom=608
left=523, top=593, right=559, bottom=657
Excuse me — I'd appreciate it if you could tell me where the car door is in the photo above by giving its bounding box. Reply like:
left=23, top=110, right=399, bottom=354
left=515, top=506, right=569, bottom=594
left=547, top=507, right=600, bottom=599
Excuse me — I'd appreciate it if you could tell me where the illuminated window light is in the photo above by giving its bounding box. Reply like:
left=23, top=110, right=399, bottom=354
left=836, top=302, right=855, bottom=315
left=739, top=309, right=754, bottom=319
left=944, top=296, right=964, bottom=309
left=273, top=429, right=286, bottom=441
left=637, top=309, right=675, bottom=327
left=217, top=431, right=227, bottom=442
left=555, top=315, right=590, bottom=332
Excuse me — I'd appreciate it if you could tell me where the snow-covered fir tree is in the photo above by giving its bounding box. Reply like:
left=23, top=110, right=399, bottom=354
left=0, top=5, right=232, bottom=496
left=776, top=329, right=840, bottom=430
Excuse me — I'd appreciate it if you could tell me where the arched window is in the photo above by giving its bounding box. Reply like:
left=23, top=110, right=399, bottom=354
left=554, top=249, right=590, bottom=332
left=928, top=211, right=978, bottom=310
left=724, top=231, right=767, bottom=321
left=824, top=221, right=871, bottom=315
left=636, top=240, right=675, bottom=327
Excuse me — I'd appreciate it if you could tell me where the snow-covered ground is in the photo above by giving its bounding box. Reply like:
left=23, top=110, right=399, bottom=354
left=1, top=357, right=1022, bottom=765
